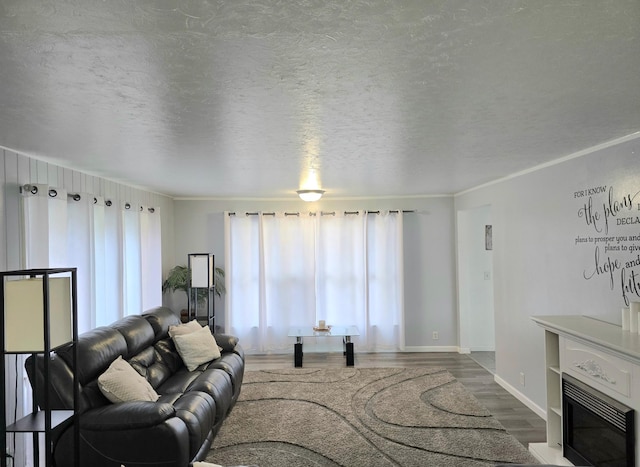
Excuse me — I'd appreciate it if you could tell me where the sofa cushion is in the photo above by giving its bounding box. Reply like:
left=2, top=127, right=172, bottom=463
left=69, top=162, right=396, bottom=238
left=207, top=352, right=244, bottom=404
left=187, top=369, right=233, bottom=422
left=58, top=327, right=127, bottom=386
left=128, top=346, right=174, bottom=388
left=143, top=306, right=182, bottom=339
left=157, top=368, right=202, bottom=395
left=111, top=315, right=156, bottom=357
left=173, top=326, right=221, bottom=371
left=81, top=401, right=176, bottom=430
left=159, top=370, right=233, bottom=423
left=171, top=391, right=217, bottom=459
left=154, top=337, right=184, bottom=374
left=98, top=356, right=160, bottom=403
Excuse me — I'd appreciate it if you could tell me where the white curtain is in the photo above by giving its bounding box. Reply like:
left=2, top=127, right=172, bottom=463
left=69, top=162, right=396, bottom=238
left=20, top=187, right=162, bottom=325
left=225, top=212, right=262, bottom=347
left=122, top=203, right=142, bottom=317
left=225, top=210, right=404, bottom=353
left=22, top=184, right=68, bottom=268
left=262, top=213, right=317, bottom=348
left=365, top=211, right=405, bottom=350
left=67, top=193, right=95, bottom=333
left=103, top=199, right=124, bottom=325
left=93, top=196, right=108, bottom=327
left=316, top=212, right=367, bottom=341
left=140, top=206, right=162, bottom=311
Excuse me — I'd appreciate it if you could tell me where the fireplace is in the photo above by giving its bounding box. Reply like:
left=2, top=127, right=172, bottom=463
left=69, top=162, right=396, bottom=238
left=563, top=374, right=635, bottom=467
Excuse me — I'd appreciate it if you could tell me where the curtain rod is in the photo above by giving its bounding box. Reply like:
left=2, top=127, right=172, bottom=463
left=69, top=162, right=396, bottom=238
left=228, top=210, right=416, bottom=216
left=20, top=185, right=156, bottom=212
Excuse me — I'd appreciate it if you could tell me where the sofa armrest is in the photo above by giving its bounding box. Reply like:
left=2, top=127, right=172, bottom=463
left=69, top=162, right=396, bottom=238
left=213, top=334, right=239, bottom=353
left=55, top=405, right=190, bottom=467
left=80, top=401, right=176, bottom=430
left=231, top=342, right=244, bottom=360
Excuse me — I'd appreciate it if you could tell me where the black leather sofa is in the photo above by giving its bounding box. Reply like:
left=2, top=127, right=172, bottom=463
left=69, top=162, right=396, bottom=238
left=26, top=306, right=244, bottom=467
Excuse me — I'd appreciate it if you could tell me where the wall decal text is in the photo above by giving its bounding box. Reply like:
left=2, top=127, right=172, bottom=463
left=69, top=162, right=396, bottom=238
left=575, top=186, right=640, bottom=305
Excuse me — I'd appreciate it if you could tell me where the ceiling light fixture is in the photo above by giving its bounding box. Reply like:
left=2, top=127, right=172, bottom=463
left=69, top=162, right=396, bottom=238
left=297, top=189, right=325, bottom=202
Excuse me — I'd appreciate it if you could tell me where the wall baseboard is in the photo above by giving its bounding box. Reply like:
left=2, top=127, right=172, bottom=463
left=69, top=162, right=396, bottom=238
left=403, top=346, right=461, bottom=352
left=469, top=346, right=495, bottom=352
left=494, top=374, right=547, bottom=421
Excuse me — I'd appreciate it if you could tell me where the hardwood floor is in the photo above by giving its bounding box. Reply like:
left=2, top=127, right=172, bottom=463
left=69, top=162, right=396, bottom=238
left=244, top=351, right=547, bottom=448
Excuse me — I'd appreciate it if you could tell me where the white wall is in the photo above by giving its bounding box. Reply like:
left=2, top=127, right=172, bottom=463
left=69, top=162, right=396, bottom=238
left=171, top=196, right=458, bottom=348
left=455, top=134, right=640, bottom=414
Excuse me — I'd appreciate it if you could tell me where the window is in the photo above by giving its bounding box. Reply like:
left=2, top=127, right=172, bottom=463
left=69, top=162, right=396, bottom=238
left=225, top=210, right=404, bottom=353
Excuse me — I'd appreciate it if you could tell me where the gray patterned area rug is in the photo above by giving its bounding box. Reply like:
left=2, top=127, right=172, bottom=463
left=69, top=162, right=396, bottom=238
left=206, top=367, right=538, bottom=467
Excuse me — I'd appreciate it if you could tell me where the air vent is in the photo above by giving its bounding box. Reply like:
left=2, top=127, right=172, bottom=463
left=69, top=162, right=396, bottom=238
left=563, top=376, right=629, bottom=432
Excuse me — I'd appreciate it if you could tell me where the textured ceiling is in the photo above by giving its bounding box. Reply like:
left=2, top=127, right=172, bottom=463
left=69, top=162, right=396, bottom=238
left=0, top=0, right=639, bottom=198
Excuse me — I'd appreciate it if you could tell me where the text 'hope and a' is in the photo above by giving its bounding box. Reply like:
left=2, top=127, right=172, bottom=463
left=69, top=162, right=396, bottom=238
left=582, top=245, right=640, bottom=305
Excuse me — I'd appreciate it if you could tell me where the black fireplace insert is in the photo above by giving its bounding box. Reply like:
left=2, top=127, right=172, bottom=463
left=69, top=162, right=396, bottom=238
left=562, top=373, right=634, bottom=467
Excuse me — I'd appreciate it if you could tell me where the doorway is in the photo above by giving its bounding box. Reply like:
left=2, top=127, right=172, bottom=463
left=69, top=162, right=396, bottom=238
left=457, top=205, right=495, bottom=370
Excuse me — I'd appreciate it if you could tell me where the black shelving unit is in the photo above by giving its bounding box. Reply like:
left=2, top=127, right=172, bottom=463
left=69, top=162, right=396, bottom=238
left=187, top=254, right=215, bottom=331
left=0, top=268, right=79, bottom=467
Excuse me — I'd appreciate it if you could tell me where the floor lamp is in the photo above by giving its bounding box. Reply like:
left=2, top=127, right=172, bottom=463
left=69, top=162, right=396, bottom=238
left=1, top=268, right=79, bottom=467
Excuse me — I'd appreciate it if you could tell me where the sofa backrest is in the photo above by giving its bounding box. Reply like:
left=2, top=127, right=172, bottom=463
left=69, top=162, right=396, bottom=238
left=26, top=307, right=183, bottom=413
left=143, top=306, right=181, bottom=338
left=132, top=307, right=184, bottom=386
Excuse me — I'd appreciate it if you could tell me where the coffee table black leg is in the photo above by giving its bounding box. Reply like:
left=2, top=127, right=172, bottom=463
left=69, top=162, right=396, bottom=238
left=344, top=336, right=354, bottom=366
left=294, top=337, right=303, bottom=367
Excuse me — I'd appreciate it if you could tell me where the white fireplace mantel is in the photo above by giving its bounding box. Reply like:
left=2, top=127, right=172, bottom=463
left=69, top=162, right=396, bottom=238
left=530, top=315, right=640, bottom=466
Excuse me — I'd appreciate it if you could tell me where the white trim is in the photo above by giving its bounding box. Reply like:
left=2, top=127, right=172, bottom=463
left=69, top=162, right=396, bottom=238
left=242, top=348, right=463, bottom=355
left=403, top=345, right=461, bottom=353
left=6, top=131, right=640, bottom=202
left=455, top=130, right=640, bottom=197
left=0, top=144, right=173, bottom=199
left=494, top=373, right=547, bottom=420
left=458, top=347, right=471, bottom=354
left=173, top=193, right=454, bottom=201
left=529, top=443, right=573, bottom=466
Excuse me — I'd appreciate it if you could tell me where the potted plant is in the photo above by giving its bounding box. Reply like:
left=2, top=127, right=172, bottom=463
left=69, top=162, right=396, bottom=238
left=162, top=265, right=226, bottom=321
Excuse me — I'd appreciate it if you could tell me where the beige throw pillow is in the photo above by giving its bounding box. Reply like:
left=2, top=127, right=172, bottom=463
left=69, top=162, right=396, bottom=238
left=168, top=319, right=202, bottom=338
left=98, top=356, right=159, bottom=403
left=172, top=325, right=221, bottom=371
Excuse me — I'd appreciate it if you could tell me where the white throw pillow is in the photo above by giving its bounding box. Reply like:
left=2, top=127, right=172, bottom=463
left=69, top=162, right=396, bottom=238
left=98, top=356, right=159, bottom=403
left=168, top=319, right=202, bottom=338
left=172, top=325, right=221, bottom=371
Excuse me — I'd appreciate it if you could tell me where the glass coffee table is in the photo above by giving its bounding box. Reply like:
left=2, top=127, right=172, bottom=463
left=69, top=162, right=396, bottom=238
left=288, top=326, right=359, bottom=367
